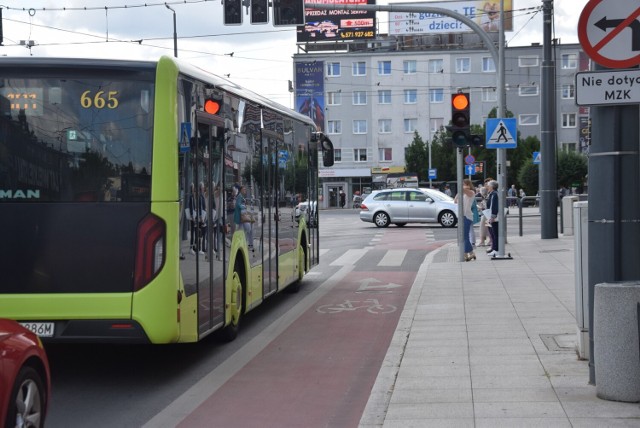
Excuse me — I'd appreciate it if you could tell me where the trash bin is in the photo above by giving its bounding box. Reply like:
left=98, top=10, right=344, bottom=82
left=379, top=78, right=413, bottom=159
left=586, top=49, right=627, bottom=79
left=594, top=281, right=640, bottom=402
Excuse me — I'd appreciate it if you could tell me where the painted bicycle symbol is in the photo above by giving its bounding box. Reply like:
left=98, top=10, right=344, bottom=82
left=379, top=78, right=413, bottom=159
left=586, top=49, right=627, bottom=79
left=316, top=299, right=397, bottom=314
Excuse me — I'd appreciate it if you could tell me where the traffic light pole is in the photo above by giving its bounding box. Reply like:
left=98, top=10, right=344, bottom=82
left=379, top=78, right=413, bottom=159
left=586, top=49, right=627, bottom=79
left=306, top=1, right=507, bottom=259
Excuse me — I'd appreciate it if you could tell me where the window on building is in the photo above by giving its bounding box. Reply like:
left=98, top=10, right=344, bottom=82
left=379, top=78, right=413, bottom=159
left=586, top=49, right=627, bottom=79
left=333, top=148, right=342, bottom=162
left=327, top=120, right=342, bottom=134
left=562, top=84, right=575, bottom=99
left=519, top=114, right=539, bottom=126
left=353, top=91, right=367, bottom=105
left=354, top=148, right=367, bottom=162
left=379, top=148, right=392, bottom=161
left=519, top=56, right=539, bottom=67
left=327, top=91, right=342, bottom=105
left=404, top=60, right=417, bottom=74
left=482, top=57, right=496, bottom=72
left=352, top=61, right=366, bottom=76
left=519, top=85, right=539, bottom=96
left=378, top=90, right=392, bottom=104
left=378, top=119, right=392, bottom=133
left=562, top=113, right=577, bottom=128
left=430, top=118, right=444, bottom=133
left=561, top=142, right=577, bottom=152
left=428, top=59, right=443, bottom=73
left=429, top=88, right=444, bottom=103
left=455, top=58, right=470, bottom=73
left=481, top=87, right=497, bottom=102
left=404, top=89, right=417, bottom=104
left=404, top=118, right=417, bottom=133
left=327, top=62, right=341, bottom=77
left=353, top=120, right=367, bottom=134
left=561, top=53, right=577, bottom=69
left=378, top=60, right=392, bottom=75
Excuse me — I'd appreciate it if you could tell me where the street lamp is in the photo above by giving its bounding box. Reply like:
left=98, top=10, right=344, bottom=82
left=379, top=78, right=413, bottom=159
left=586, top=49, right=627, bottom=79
left=165, top=4, right=177, bottom=57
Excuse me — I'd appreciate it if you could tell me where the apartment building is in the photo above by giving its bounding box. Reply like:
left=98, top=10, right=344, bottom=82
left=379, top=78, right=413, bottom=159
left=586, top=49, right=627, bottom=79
left=293, top=34, right=588, bottom=207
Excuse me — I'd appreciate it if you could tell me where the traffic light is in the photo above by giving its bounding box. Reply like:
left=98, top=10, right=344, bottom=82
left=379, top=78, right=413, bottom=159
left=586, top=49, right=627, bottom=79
left=449, top=92, right=470, bottom=147
left=223, top=0, right=243, bottom=25
left=251, top=0, right=269, bottom=24
left=273, top=0, right=304, bottom=26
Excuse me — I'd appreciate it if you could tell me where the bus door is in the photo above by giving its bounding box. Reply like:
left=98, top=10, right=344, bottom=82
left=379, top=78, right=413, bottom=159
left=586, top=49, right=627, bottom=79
left=260, top=129, right=280, bottom=297
left=180, top=111, right=226, bottom=336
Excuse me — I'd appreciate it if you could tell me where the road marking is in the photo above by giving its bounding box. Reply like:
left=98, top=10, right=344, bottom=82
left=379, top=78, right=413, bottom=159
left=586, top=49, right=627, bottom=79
left=379, top=249, right=406, bottom=266
left=330, top=248, right=369, bottom=266
left=142, top=264, right=354, bottom=428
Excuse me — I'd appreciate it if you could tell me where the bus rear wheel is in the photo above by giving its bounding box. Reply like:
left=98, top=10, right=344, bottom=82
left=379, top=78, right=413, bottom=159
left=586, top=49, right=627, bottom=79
left=220, top=269, right=243, bottom=342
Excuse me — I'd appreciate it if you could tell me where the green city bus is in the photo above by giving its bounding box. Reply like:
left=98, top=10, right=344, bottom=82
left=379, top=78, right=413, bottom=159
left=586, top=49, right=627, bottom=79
left=0, top=56, right=333, bottom=343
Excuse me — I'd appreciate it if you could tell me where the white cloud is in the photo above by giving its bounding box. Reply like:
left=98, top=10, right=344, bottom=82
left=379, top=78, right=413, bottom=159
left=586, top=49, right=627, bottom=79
left=0, top=0, right=587, bottom=107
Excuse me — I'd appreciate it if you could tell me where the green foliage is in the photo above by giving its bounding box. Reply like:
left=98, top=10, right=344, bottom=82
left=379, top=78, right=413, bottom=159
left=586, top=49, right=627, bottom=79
left=557, top=150, right=588, bottom=189
left=517, top=159, right=539, bottom=196
left=404, top=131, right=429, bottom=181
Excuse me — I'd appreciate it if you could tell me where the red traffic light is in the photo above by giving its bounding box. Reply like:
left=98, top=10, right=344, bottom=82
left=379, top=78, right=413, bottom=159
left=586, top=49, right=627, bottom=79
left=204, top=99, right=220, bottom=115
left=452, top=93, right=469, bottom=110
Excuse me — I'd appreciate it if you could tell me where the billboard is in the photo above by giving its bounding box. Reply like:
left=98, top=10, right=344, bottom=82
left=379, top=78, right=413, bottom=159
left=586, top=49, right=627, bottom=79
left=389, top=0, right=513, bottom=35
left=297, top=0, right=376, bottom=43
left=295, top=61, right=325, bottom=132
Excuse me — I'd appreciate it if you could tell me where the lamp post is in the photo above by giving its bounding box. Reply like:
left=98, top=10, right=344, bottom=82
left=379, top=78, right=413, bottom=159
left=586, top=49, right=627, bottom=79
left=165, top=4, right=177, bottom=57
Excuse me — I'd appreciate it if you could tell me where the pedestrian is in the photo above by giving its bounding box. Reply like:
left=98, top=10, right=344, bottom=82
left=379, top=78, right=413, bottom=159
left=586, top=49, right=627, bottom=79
left=486, top=180, right=500, bottom=257
left=339, top=189, right=346, bottom=208
left=508, top=184, right=517, bottom=207
left=454, top=178, right=477, bottom=261
left=234, top=185, right=254, bottom=251
left=444, top=185, right=452, bottom=197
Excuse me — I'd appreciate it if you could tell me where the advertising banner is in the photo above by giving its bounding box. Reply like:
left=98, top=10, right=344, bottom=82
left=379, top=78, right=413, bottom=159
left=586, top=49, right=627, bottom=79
left=297, top=0, right=376, bottom=43
left=389, top=0, right=513, bottom=35
left=295, top=61, right=325, bottom=132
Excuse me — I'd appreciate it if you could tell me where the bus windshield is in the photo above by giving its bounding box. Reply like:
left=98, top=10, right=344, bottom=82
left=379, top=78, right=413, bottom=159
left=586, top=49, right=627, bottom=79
left=0, top=72, right=154, bottom=202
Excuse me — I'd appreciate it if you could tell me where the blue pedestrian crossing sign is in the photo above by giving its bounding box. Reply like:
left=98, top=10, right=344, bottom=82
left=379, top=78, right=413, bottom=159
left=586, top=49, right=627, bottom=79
left=465, top=164, right=476, bottom=175
left=179, top=122, right=191, bottom=153
left=533, top=151, right=541, bottom=164
left=428, top=168, right=437, bottom=179
left=486, top=118, right=517, bottom=149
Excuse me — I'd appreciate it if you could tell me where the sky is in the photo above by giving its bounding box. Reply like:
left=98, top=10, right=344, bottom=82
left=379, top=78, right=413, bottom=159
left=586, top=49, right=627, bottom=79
left=0, top=0, right=588, bottom=107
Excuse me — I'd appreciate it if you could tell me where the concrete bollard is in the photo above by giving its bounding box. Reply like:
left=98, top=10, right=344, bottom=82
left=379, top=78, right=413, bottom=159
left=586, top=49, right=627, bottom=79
left=594, top=282, right=640, bottom=402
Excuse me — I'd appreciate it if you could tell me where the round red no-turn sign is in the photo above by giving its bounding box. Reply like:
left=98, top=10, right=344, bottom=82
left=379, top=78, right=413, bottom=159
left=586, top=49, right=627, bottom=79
left=578, top=0, right=640, bottom=68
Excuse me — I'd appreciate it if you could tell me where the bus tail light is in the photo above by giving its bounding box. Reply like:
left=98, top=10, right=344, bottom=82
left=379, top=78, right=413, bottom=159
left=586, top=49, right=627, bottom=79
left=134, top=213, right=166, bottom=291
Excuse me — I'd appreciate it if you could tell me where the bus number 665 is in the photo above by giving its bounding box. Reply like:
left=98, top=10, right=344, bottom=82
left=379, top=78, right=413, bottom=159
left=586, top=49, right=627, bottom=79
left=81, top=90, right=119, bottom=109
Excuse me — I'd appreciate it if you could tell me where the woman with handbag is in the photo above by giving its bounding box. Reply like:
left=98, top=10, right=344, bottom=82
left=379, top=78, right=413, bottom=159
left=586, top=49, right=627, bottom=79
left=234, top=185, right=254, bottom=251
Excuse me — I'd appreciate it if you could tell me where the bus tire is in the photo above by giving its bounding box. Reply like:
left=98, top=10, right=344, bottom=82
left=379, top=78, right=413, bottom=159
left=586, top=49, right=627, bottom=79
left=219, top=261, right=244, bottom=342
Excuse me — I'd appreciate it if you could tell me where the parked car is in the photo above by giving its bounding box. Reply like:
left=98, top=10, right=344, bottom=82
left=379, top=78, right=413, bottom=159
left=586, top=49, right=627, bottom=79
left=0, top=319, right=50, bottom=428
left=359, top=188, right=458, bottom=228
left=294, top=201, right=318, bottom=226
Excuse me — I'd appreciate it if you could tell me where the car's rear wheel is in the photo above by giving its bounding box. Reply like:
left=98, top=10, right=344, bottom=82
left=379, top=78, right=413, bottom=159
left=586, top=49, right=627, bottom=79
left=374, top=212, right=390, bottom=228
left=439, top=210, right=457, bottom=227
left=6, top=366, right=46, bottom=428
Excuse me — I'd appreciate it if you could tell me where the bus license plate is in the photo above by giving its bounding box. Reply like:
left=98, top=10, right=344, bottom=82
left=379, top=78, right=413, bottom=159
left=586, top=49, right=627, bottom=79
left=20, top=322, right=55, bottom=338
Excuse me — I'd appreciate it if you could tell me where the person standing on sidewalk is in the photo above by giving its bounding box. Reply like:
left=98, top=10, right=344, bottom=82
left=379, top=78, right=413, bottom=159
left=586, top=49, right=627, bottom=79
left=486, top=180, right=500, bottom=257
left=454, top=178, right=477, bottom=261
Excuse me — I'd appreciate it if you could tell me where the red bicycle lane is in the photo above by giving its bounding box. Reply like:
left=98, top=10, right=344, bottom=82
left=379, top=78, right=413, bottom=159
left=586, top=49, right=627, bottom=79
left=178, top=262, right=430, bottom=427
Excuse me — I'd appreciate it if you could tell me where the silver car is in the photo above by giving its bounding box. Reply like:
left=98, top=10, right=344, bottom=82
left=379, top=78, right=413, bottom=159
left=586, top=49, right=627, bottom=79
left=359, top=188, right=458, bottom=228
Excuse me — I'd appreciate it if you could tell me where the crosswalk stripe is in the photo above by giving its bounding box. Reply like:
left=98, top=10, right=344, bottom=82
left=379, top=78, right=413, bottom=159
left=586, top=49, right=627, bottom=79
left=378, top=249, right=407, bottom=267
left=330, top=248, right=369, bottom=266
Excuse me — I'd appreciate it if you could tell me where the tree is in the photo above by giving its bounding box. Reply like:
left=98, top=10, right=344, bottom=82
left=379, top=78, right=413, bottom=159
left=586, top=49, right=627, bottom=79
left=404, top=131, right=429, bottom=181
left=429, top=129, right=456, bottom=182
left=557, top=150, right=588, bottom=191
left=517, top=159, right=539, bottom=197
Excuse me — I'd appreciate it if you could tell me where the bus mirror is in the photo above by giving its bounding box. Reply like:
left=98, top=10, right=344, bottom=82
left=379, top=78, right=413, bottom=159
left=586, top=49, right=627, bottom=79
left=321, top=135, right=334, bottom=167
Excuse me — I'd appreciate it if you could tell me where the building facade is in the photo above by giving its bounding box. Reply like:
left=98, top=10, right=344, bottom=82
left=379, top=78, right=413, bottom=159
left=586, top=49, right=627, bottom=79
left=293, top=34, right=588, bottom=208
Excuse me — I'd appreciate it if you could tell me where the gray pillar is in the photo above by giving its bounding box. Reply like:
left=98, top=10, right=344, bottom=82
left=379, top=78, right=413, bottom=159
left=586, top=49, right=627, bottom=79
left=588, top=98, right=640, bottom=384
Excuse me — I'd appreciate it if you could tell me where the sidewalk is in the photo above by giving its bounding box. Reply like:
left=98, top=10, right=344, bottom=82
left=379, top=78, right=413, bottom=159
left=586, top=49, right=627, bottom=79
left=360, top=233, right=640, bottom=427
